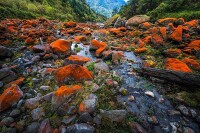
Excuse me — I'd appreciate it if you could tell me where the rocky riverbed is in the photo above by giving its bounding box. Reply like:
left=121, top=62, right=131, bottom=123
left=0, top=18, right=200, bottom=133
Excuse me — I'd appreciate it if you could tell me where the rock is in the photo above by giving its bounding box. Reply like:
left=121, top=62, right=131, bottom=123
left=38, top=119, right=54, bottom=133
left=150, top=27, right=164, bottom=45
left=0, top=117, right=14, bottom=126
left=50, top=39, right=71, bottom=55
left=0, top=85, right=23, bottom=112
left=64, top=21, right=77, bottom=28
left=4, top=77, right=25, bottom=88
left=178, top=105, right=189, bottom=116
left=25, top=97, right=40, bottom=110
left=61, top=115, right=76, bottom=125
left=185, top=40, right=200, bottom=52
left=90, top=40, right=107, bottom=57
left=190, top=109, right=197, bottom=118
left=164, top=49, right=182, bottom=58
left=32, top=45, right=46, bottom=53
left=93, top=115, right=101, bottom=127
left=0, top=68, right=17, bottom=84
left=40, top=86, right=51, bottom=91
left=139, top=22, right=152, bottom=29
left=66, top=123, right=95, bottom=133
left=0, top=46, right=14, bottom=59
left=145, top=91, right=154, bottom=98
left=168, top=110, right=181, bottom=116
left=31, top=56, right=40, bottom=62
left=112, top=51, right=124, bottom=64
left=169, top=25, right=183, bottom=42
left=94, top=62, right=109, bottom=72
left=156, top=18, right=177, bottom=26
left=170, top=122, right=177, bottom=133
left=147, top=116, right=158, bottom=125
left=9, top=109, right=20, bottom=117
left=126, top=15, right=150, bottom=26
left=135, top=48, right=147, bottom=53
left=100, top=109, right=127, bottom=123
left=79, top=112, right=93, bottom=123
left=26, top=122, right=40, bottom=133
left=79, top=97, right=97, bottom=114
left=91, top=83, right=100, bottom=92
left=165, top=58, right=192, bottom=73
left=128, top=95, right=135, bottom=102
left=182, top=58, right=200, bottom=71
left=52, top=85, right=81, bottom=111
left=119, top=88, right=127, bottom=96
left=129, top=122, right=147, bottom=133
left=105, top=79, right=114, bottom=86
left=64, top=55, right=91, bottom=65
left=183, top=127, right=195, bottom=133
left=105, top=14, right=120, bottom=27
left=74, top=36, right=87, bottom=43
left=31, top=107, right=45, bottom=120
left=114, top=17, right=126, bottom=28
left=54, top=64, right=93, bottom=83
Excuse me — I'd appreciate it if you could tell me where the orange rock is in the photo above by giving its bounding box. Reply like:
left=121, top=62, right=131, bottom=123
left=64, top=21, right=77, bottom=28
left=143, top=36, right=151, bottom=44
left=54, top=64, right=93, bottom=83
left=169, top=25, right=183, bottom=42
left=0, top=85, right=23, bottom=112
left=143, top=60, right=157, bottom=67
left=150, top=27, right=163, bottom=45
left=182, top=58, right=200, bottom=71
left=54, top=85, right=82, bottom=97
left=74, top=36, right=87, bottom=43
left=136, top=39, right=146, bottom=48
left=156, top=18, right=177, bottom=25
left=3, top=77, right=25, bottom=89
left=25, top=37, right=37, bottom=45
left=184, top=20, right=199, bottom=27
left=164, top=49, right=182, bottom=57
left=159, top=27, right=167, bottom=39
left=66, top=55, right=90, bottom=65
left=165, top=58, right=192, bottom=73
left=188, top=40, right=200, bottom=51
left=139, top=22, right=151, bottom=29
left=167, top=23, right=175, bottom=31
left=134, top=48, right=147, bottom=53
left=109, top=28, right=121, bottom=35
left=50, top=39, right=71, bottom=54
left=91, top=40, right=107, bottom=57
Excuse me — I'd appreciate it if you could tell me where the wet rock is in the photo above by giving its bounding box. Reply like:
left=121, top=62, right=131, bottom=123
left=119, top=87, right=127, bottom=96
left=94, top=62, right=109, bottom=72
left=66, top=123, right=95, bottom=133
left=0, top=68, right=17, bottom=84
left=145, top=91, right=154, bottom=98
left=0, top=46, right=14, bottom=59
left=0, top=117, right=14, bottom=126
left=126, top=15, right=150, bottom=26
left=31, top=107, right=45, bottom=120
left=128, top=95, right=135, bottom=102
left=129, top=122, right=147, bottom=133
left=62, top=115, right=76, bottom=125
left=79, top=112, right=93, bottom=123
left=38, top=118, right=54, bottom=133
left=9, top=109, right=20, bottom=117
left=26, top=122, right=40, bottom=133
left=178, top=105, right=189, bottom=116
left=25, top=97, right=40, bottom=110
left=0, top=85, right=23, bottom=112
left=100, top=109, right=127, bottom=123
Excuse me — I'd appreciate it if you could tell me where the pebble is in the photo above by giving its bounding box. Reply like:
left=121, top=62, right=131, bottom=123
left=128, top=95, right=135, bottom=102
left=119, top=87, right=127, bottom=96
left=17, top=99, right=24, bottom=108
left=9, top=109, right=21, bottom=117
left=145, top=91, right=154, bottom=98
left=0, top=117, right=14, bottom=126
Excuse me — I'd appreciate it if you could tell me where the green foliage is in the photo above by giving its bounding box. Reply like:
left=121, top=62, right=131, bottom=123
left=86, top=62, right=95, bottom=72
left=0, top=0, right=106, bottom=22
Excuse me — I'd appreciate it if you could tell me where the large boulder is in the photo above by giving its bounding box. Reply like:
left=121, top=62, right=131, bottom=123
left=90, top=40, right=107, bottom=57
left=50, top=39, right=71, bottom=55
left=0, top=46, right=14, bottom=59
left=126, top=15, right=150, bottom=26
left=114, top=17, right=126, bottom=28
left=169, top=25, right=183, bottom=42
left=105, top=14, right=120, bottom=27
left=0, top=85, right=23, bottom=112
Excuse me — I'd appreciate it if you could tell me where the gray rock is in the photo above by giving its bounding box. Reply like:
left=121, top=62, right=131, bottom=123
left=183, top=127, right=195, bottom=133
left=40, top=86, right=51, bottom=91
left=79, top=112, right=93, bottom=123
left=114, top=17, right=126, bottom=28
left=17, top=99, right=24, bottom=109
left=9, top=109, right=21, bottom=117
left=79, top=96, right=97, bottom=114
left=62, top=115, right=76, bottom=125
left=100, top=109, right=127, bottom=123
left=190, top=109, right=197, bottom=118
left=147, top=116, right=158, bottom=125
left=93, top=115, right=101, bottom=127
left=178, top=105, right=189, bottom=116
left=31, top=107, right=45, bottom=120
left=26, top=122, right=40, bottom=133
left=0, top=117, right=14, bottom=126
left=129, top=122, right=147, bottom=133
left=0, top=46, right=14, bottom=59
left=66, top=123, right=95, bottom=133
left=25, top=97, right=40, bottom=110
left=0, top=68, right=17, bottom=84
left=94, top=62, right=109, bottom=72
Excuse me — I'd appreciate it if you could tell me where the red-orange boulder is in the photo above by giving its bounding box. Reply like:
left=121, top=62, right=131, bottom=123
left=54, top=85, right=82, bottom=97
left=156, top=18, right=177, bottom=26
left=74, top=36, right=87, bottom=43
left=65, top=55, right=90, bottom=65
left=134, top=48, right=147, bottom=53
left=90, top=40, right=107, bottom=57
left=64, top=21, right=77, bottom=28
left=150, top=27, right=164, bottom=45
left=50, top=39, right=71, bottom=55
left=188, top=40, right=200, bottom=51
left=54, top=64, right=93, bottom=83
left=165, top=58, right=192, bottom=73
left=182, top=58, right=200, bottom=71
left=164, top=49, right=182, bottom=57
left=169, top=25, right=183, bottom=42
left=0, top=85, right=23, bottom=112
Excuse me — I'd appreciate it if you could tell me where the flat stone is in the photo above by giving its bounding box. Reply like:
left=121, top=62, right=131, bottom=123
left=66, top=123, right=95, bottom=133
left=25, top=97, right=40, bottom=110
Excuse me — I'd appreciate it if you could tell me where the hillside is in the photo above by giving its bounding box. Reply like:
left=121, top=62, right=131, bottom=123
left=119, top=0, right=200, bottom=21
left=86, top=0, right=126, bottom=18
left=0, top=0, right=106, bottom=22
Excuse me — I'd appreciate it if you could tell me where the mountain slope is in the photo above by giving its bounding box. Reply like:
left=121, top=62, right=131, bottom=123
left=86, top=0, right=126, bottom=18
left=0, top=0, right=106, bottom=22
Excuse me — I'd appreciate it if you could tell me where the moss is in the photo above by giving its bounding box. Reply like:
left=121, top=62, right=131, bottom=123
left=74, top=47, right=82, bottom=53
left=86, top=62, right=95, bottom=72
left=180, top=91, right=200, bottom=108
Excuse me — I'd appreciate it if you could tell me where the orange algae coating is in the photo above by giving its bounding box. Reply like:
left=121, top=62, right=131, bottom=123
left=54, top=85, right=81, bottom=97
left=54, top=64, right=93, bottom=83
left=169, top=25, right=183, bottom=42
left=188, top=40, right=200, bottom=51
left=67, top=55, right=90, bottom=63
left=4, top=77, right=25, bottom=88
left=0, top=85, right=23, bottom=112
left=74, top=36, right=87, bottom=43
left=159, top=27, right=167, bottom=39
left=184, top=20, right=198, bottom=27
left=157, top=18, right=177, bottom=25
left=64, top=21, right=77, bottom=28
left=134, top=47, right=147, bottom=53
left=165, top=58, right=192, bottom=73
left=79, top=102, right=85, bottom=112
left=182, top=58, right=200, bottom=71
left=91, top=39, right=107, bottom=56
left=50, top=39, right=71, bottom=53
left=151, top=27, right=163, bottom=45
